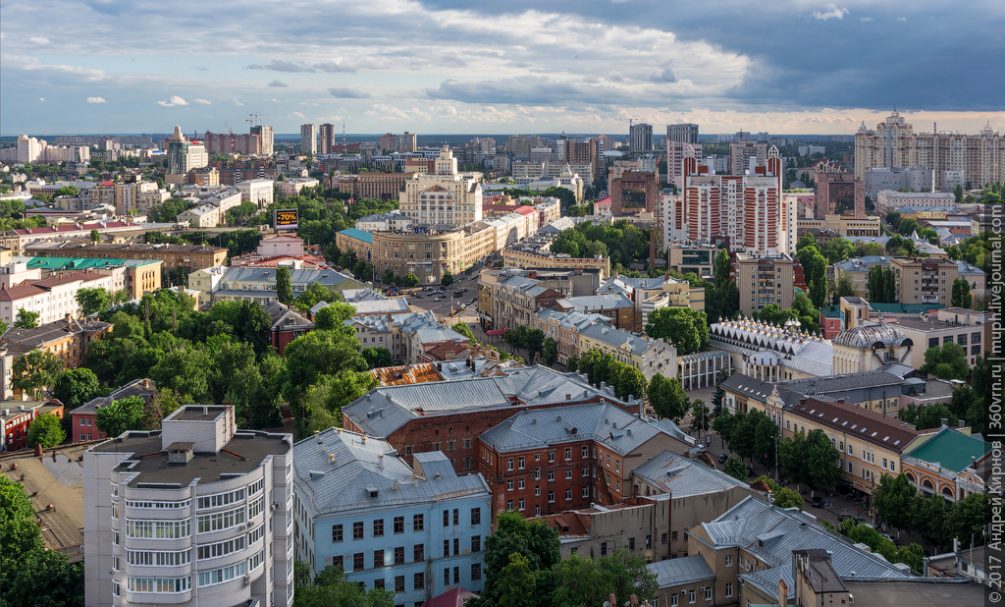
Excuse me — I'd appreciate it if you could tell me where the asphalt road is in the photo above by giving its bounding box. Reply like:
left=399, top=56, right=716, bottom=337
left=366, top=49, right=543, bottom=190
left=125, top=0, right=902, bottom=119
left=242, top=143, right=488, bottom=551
left=409, top=272, right=480, bottom=321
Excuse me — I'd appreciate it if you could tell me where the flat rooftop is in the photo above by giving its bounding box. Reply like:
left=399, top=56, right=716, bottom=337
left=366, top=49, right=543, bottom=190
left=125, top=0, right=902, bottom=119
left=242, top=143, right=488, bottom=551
left=93, top=430, right=290, bottom=487
left=171, top=405, right=228, bottom=421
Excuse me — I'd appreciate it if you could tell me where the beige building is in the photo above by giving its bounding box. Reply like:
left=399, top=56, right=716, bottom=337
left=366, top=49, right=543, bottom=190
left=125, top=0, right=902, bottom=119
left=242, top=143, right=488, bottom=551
left=369, top=223, right=496, bottom=285
left=881, top=307, right=988, bottom=369
left=855, top=112, right=1005, bottom=190
left=502, top=242, right=611, bottom=279
left=734, top=253, right=794, bottom=316
left=27, top=241, right=228, bottom=272
left=577, top=322, right=677, bottom=383
left=891, top=256, right=959, bottom=306
left=796, top=214, right=882, bottom=238
left=399, top=147, right=483, bottom=226
left=114, top=179, right=168, bottom=215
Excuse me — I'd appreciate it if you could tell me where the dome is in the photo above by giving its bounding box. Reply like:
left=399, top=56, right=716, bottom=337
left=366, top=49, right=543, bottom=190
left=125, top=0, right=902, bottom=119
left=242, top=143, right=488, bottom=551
left=833, top=323, right=906, bottom=349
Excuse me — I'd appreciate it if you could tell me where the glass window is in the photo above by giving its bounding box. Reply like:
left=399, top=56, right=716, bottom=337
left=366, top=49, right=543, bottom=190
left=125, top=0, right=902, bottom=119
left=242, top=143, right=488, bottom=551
left=353, top=521, right=364, bottom=540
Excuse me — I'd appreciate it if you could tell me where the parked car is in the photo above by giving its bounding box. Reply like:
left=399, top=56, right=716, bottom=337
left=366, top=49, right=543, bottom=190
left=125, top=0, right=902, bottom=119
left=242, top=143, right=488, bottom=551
left=811, top=495, right=824, bottom=508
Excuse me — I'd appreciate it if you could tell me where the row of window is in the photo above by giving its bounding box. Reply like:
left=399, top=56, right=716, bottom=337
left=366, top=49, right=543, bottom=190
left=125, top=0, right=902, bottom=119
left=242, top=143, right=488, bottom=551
left=330, top=508, right=481, bottom=543
left=330, top=536, right=481, bottom=572
left=505, top=487, right=588, bottom=512
left=126, top=577, right=191, bottom=594
left=197, top=506, right=245, bottom=534
left=126, top=520, right=190, bottom=540
left=125, top=499, right=191, bottom=510
left=197, top=487, right=246, bottom=511
left=368, top=563, right=482, bottom=594
left=126, top=549, right=191, bottom=567
left=198, top=536, right=246, bottom=560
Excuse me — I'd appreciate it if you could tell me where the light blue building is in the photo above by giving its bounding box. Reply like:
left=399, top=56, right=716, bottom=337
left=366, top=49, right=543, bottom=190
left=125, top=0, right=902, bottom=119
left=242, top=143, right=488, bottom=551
left=293, top=428, right=490, bottom=607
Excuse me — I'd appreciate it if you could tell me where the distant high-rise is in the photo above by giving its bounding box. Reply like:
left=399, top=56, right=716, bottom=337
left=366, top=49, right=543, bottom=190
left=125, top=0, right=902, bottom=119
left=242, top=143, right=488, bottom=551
left=667, top=124, right=701, bottom=187
left=166, top=125, right=208, bottom=178
left=319, top=123, right=335, bottom=154
left=730, top=140, right=769, bottom=175
left=399, top=131, right=417, bottom=153
left=378, top=133, right=398, bottom=153
left=299, top=124, right=317, bottom=155
left=563, top=138, right=600, bottom=185
left=667, top=123, right=699, bottom=145
left=855, top=112, right=1005, bottom=190
left=629, top=123, right=653, bottom=154
left=250, top=124, right=274, bottom=156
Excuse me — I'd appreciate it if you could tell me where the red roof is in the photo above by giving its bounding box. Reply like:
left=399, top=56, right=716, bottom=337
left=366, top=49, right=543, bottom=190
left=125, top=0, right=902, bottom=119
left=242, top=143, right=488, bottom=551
left=594, top=196, right=612, bottom=207
left=99, top=180, right=114, bottom=187
left=423, top=588, right=477, bottom=607
left=515, top=205, right=536, bottom=216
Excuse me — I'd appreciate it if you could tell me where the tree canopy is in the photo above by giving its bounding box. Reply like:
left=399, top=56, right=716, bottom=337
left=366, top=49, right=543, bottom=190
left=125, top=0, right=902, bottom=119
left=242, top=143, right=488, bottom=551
left=645, top=307, right=709, bottom=355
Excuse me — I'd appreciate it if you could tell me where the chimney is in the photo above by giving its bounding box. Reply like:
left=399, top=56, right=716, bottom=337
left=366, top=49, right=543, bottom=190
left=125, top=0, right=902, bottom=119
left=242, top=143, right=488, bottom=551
left=327, top=452, right=336, bottom=465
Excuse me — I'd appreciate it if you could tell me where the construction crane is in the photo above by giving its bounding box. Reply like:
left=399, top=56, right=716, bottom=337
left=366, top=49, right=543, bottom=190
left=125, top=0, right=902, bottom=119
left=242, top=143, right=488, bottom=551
left=246, top=113, right=262, bottom=128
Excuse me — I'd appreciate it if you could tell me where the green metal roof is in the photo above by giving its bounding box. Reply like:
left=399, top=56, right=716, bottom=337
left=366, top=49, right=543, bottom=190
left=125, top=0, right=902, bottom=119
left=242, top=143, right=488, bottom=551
left=819, top=305, right=841, bottom=318
left=26, top=256, right=158, bottom=269
left=868, top=302, right=944, bottom=314
left=906, top=427, right=990, bottom=472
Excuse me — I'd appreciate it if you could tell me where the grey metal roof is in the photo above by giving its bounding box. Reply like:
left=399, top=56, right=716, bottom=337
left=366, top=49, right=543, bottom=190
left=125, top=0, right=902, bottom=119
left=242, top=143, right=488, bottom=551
left=343, top=365, right=629, bottom=437
left=701, top=496, right=909, bottom=595
left=721, top=374, right=775, bottom=403
left=647, top=555, right=715, bottom=588
left=220, top=266, right=356, bottom=288
left=633, top=450, right=749, bottom=497
left=579, top=322, right=654, bottom=357
left=479, top=402, right=694, bottom=454
left=293, top=428, right=488, bottom=515
left=556, top=293, right=632, bottom=310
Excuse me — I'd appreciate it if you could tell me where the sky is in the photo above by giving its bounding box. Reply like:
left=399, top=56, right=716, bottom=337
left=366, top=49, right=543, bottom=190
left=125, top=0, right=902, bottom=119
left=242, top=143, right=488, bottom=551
left=1, top=0, right=1004, bottom=136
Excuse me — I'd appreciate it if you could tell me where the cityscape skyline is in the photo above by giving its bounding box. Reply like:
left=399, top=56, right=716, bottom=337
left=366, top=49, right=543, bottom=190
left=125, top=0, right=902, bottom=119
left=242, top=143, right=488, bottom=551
left=2, top=0, right=1004, bottom=135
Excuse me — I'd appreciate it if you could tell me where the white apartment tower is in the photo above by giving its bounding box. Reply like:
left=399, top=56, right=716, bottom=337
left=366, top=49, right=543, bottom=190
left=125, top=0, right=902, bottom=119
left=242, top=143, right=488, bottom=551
left=399, top=146, right=483, bottom=226
left=83, top=405, right=294, bottom=607
left=299, top=124, right=317, bottom=155
left=667, top=123, right=702, bottom=188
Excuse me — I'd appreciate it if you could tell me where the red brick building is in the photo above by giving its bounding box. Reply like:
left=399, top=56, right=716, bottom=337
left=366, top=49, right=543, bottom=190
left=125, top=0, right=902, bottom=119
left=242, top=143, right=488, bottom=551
left=1, top=401, right=64, bottom=451
left=477, top=402, right=694, bottom=518
left=341, top=366, right=642, bottom=474
left=608, top=170, right=659, bottom=216
left=69, top=378, right=156, bottom=443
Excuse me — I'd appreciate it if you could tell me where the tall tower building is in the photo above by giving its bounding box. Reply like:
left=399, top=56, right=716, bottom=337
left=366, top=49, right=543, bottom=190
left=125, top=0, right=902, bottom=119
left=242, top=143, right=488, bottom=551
left=83, top=405, right=294, bottom=607
left=399, top=131, right=417, bottom=153
left=250, top=125, right=274, bottom=156
left=629, top=123, right=653, bottom=154
left=400, top=146, right=482, bottom=226
left=667, top=124, right=701, bottom=187
left=299, top=124, right=317, bottom=155
left=318, top=123, right=335, bottom=155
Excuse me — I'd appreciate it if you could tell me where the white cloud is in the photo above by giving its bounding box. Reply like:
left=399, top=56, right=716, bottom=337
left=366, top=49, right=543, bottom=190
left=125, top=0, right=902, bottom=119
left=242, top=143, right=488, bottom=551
left=291, top=111, right=307, bottom=120
left=38, top=97, right=46, bottom=103
left=859, top=16, right=874, bottom=22
left=86, top=96, right=107, bottom=104
left=192, top=98, right=211, bottom=105
left=28, top=36, right=50, bottom=45
left=813, top=4, right=848, bottom=21
left=156, top=95, right=188, bottom=107
left=232, top=97, right=245, bottom=106
left=897, top=16, right=908, bottom=22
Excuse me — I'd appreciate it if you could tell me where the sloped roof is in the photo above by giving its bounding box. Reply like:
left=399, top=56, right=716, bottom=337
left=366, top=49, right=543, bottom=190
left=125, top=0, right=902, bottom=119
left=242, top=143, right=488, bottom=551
left=633, top=450, right=749, bottom=497
left=479, top=402, right=693, bottom=455
left=790, top=398, right=921, bottom=453
left=293, top=428, right=488, bottom=515
left=647, top=556, right=715, bottom=588
left=904, top=426, right=991, bottom=472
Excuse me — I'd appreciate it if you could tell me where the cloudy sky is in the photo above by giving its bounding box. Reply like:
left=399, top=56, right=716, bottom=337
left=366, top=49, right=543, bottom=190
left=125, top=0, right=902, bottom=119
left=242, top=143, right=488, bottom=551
left=1, top=0, right=1003, bottom=135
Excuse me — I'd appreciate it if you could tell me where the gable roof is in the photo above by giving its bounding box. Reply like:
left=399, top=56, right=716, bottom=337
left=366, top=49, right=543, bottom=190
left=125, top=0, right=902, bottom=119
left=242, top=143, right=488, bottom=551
left=790, top=398, right=922, bottom=453
left=903, top=426, right=991, bottom=472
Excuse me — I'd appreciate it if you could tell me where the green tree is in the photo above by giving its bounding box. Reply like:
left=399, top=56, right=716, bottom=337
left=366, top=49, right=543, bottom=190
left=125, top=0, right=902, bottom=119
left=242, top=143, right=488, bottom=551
left=298, top=370, right=378, bottom=435
left=911, top=493, right=951, bottom=549
left=313, top=302, right=357, bottom=330
left=150, top=344, right=214, bottom=402
left=724, top=456, right=747, bottom=480
left=612, top=364, right=647, bottom=401
left=549, top=554, right=609, bottom=607
left=452, top=322, right=476, bottom=343
left=647, top=374, right=689, bottom=422
left=96, top=396, right=148, bottom=438
left=362, top=347, right=394, bottom=369
left=542, top=337, right=559, bottom=366
left=778, top=431, right=809, bottom=485
left=402, top=272, right=420, bottom=288
left=441, top=271, right=455, bottom=286
left=293, top=564, right=394, bottom=607
left=275, top=266, right=294, bottom=304
left=27, top=413, right=66, bottom=448
left=772, top=486, right=804, bottom=509
left=14, top=308, right=40, bottom=329
left=380, top=268, right=396, bottom=285
left=283, top=329, right=368, bottom=402
left=921, top=342, right=969, bottom=380
left=645, top=307, right=709, bottom=355
left=949, top=493, right=989, bottom=545
left=797, top=244, right=829, bottom=307
left=296, top=282, right=341, bottom=312
left=873, top=474, right=917, bottom=530
left=898, top=403, right=958, bottom=429
left=52, top=367, right=103, bottom=410
left=207, top=299, right=274, bottom=354
left=822, top=237, right=855, bottom=263
left=76, top=287, right=111, bottom=315
left=834, top=272, right=856, bottom=299
left=804, top=429, right=841, bottom=492
left=12, top=350, right=64, bottom=400
left=951, top=277, right=972, bottom=308
left=690, top=399, right=710, bottom=435
left=475, top=511, right=560, bottom=607
left=497, top=553, right=539, bottom=607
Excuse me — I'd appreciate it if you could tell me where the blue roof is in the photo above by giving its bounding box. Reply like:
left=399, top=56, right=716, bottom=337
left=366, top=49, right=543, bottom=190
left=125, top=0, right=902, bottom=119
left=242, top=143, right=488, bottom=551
left=339, top=228, right=373, bottom=244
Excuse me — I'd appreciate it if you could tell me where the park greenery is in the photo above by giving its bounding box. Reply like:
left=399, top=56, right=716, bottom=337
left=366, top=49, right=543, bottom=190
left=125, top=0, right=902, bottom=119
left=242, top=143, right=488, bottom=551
left=293, top=563, right=393, bottom=607
left=872, top=473, right=989, bottom=552
left=27, top=413, right=65, bottom=448
left=550, top=221, right=650, bottom=271
left=795, top=235, right=829, bottom=308
left=751, top=292, right=820, bottom=334
left=0, top=476, right=84, bottom=607
left=647, top=373, right=689, bottom=422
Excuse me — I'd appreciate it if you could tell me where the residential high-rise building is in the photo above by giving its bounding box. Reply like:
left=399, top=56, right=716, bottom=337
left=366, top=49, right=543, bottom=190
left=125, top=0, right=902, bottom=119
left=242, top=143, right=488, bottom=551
left=379, top=133, right=398, bottom=152
left=166, top=125, right=209, bottom=180
left=666, top=124, right=701, bottom=187
left=813, top=160, right=865, bottom=218
left=562, top=138, right=600, bottom=185
left=299, top=124, right=317, bottom=155
left=669, top=146, right=785, bottom=256
left=667, top=123, right=699, bottom=145
left=399, top=131, right=417, bottom=153
left=399, top=147, right=482, bottom=226
left=855, top=112, right=1005, bottom=189
left=83, top=405, right=294, bottom=607
left=319, top=124, right=336, bottom=155
left=293, top=429, right=491, bottom=606
left=629, top=122, right=653, bottom=154
left=729, top=140, right=769, bottom=175
left=734, top=252, right=795, bottom=315
left=250, top=125, right=274, bottom=156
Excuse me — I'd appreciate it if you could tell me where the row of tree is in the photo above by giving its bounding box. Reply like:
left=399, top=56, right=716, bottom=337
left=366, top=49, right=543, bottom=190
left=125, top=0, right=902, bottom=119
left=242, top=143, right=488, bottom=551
left=872, top=473, right=988, bottom=552
left=569, top=349, right=648, bottom=402
left=550, top=221, right=650, bottom=271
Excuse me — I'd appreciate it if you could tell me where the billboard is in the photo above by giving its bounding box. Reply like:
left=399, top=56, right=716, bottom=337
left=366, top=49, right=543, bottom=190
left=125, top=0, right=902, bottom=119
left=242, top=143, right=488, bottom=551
left=274, top=208, right=299, bottom=231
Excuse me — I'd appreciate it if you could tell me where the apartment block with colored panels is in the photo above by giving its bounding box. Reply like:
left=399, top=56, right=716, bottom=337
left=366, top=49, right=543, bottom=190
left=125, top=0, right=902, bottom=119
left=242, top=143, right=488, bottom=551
left=477, top=402, right=694, bottom=518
